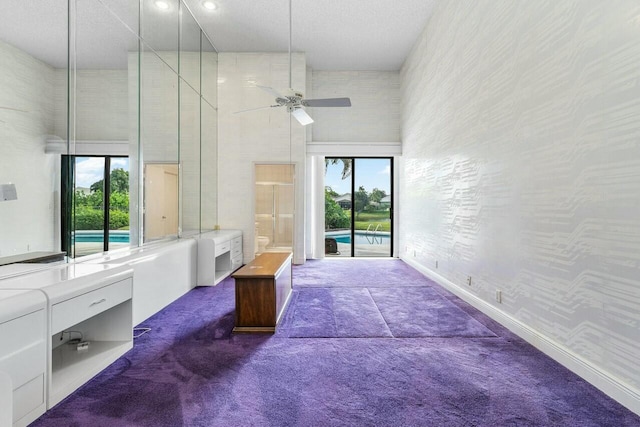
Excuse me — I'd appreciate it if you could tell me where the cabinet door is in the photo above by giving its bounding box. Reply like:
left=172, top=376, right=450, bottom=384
left=0, top=308, right=46, bottom=425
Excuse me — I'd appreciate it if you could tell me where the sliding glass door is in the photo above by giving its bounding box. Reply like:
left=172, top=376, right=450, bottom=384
left=62, top=155, right=130, bottom=258
left=325, top=157, right=393, bottom=257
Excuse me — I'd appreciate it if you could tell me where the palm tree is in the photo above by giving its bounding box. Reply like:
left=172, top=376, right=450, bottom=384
left=325, top=158, right=352, bottom=180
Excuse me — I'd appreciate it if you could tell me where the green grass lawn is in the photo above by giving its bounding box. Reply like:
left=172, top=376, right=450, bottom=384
left=355, top=221, right=390, bottom=231
left=354, top=210, right=391, bottom=231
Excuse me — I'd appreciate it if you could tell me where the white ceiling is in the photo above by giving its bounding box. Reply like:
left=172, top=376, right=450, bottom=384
left=0, top=0, right=437, bottom=71
left=184, top=0, right=438, bottom=71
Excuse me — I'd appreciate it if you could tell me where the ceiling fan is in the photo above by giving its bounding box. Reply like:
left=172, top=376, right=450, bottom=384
left=233, top=0, right=352, bottom=126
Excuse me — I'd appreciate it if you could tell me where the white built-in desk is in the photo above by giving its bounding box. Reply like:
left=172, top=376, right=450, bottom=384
left=196, top=230, right=243, bottom=286
left=0, top=264, right=133, bottom=410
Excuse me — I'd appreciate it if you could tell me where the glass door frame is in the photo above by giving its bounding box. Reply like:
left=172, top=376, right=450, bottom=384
left=326, top=156, right=394, bottom=258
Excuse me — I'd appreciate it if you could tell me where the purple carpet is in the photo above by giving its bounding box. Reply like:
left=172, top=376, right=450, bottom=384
left=276, top=287, right=496, bottom=338
left=32, top=259, right=640, bottom=426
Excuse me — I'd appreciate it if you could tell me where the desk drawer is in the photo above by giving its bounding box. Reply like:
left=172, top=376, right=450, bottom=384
left=215, top=241, right=230, bottom=255
left=231, top=236, right=242, bottom=250
left=232, top=254, right=243, bottom=271
left=51, top=278, right=132, bottom=334
left=231, top=246, right=242, bottom=259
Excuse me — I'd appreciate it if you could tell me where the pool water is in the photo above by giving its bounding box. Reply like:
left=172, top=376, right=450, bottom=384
left=73, top=231, right=130, bottom=243
left=329, top=232, right=390, bottom=245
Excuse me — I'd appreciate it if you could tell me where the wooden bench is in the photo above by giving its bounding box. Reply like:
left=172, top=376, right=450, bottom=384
left=232, top=252, right=292, bottom=333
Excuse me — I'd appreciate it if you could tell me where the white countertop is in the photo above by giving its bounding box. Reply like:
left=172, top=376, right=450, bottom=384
left=198, top=229, right=242, bottom=244
left=0, top=289, right=47, bottom=324
left=0, top=264, right=133, bottom=305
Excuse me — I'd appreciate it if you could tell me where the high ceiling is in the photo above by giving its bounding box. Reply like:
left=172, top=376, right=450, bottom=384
left=183, top=0, right=438, bottom=71
left=0, top=0, right=437, bottom=71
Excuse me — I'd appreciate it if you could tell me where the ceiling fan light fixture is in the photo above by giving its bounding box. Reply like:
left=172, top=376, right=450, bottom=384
left=291, top=108, right=314, bottom=126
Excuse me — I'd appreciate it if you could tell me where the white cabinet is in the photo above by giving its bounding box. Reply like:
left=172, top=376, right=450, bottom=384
left=196, top=230, right=243, bottom=286
left=48, top=273, right=133, bottom=407
left=0, top=264, right=134, bottom=409
left=231, top=235, right=243, bottom=272
left=0, top=289, right=47, bottom=427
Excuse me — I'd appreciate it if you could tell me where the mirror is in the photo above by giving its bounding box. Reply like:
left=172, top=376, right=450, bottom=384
left=0, top=0, right=68, bottom=261
left=66, top=0, right=140, bottom=257
left=179, top=4, right=202, bottom=237
left=0, top=0, right=218, bottom=264
left=201, top=32, right=218, bottom=230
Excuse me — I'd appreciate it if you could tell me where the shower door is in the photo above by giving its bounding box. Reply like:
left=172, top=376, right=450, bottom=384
left=255, top=164, right=295, bottom=253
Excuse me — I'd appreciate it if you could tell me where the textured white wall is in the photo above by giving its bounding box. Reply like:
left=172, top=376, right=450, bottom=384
left=311, top=70, right=400, bottom=142
left=400, top=0, right=640, bottom=399
left=0, top=40, right=58, bottom=256
left=218, top=52, right=307, bottom=264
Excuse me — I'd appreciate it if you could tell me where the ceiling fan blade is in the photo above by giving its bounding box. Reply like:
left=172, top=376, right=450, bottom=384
left=301, top=98, right=351, bottom=108
left=291, top=108, right=314, bottom=126
left=256, top=85, right=284, bottom=99
left=233, top=105, right=281, bottom=114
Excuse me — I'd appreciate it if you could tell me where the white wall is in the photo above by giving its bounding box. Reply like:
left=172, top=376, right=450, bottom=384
left=0, top=40, right=58, bottom=256
left=311, top=70, right=400, bottom=142
left=56, top=69, right=129, bottom=142
left=400, top=0, right=640, bottom=410
left=217, top=53, right=307, bottom=264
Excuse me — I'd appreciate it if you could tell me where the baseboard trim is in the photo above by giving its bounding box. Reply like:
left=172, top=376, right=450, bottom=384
left=402, top=256, right=640, bottom=417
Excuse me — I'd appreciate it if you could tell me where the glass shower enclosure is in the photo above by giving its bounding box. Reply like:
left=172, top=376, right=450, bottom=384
left=254, top=164, right=294, bottom=255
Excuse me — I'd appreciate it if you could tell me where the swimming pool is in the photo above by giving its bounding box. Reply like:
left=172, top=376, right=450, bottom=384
left=73, top=230, right=130, bottom=243
left=327, top=231, right=390, bottom=245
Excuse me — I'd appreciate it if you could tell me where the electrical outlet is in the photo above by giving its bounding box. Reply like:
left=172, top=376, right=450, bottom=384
left=413, top=250, right=416, bottom=257
left=496, top=290, right=502, bottom=303
left=435, top=260, right=438, bottom=269
left=467, top=276, right=472, bottom=286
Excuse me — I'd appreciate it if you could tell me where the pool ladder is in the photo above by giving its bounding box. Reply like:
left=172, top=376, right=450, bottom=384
left=365, top=224, right=383, bottom=244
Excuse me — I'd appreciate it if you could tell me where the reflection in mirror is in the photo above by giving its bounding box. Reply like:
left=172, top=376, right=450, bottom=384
left=139, top=47, right=179, bottom=243
left=1, top=0, right=218, bottom=264
left=180, top=6, right=202, bottom=236
left=144, top=163, right=179, bottom=240
left=0, top=1, right=68, bottom=262
left=137, top=0, right=180, bottom=242
left=141, top=0, right=180, bottom=71
left=201, top=33, right=218, bottom=230
left=65, top=0, right=139, bottom=257
left=180, top=82, right=202, bottom=236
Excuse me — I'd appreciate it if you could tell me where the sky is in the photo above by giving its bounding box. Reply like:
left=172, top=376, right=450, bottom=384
left=75, top=156, right=388, bottom=194
left=325, top=158, right=391, bottom=195
left=75, top=157, right=129, bottom=188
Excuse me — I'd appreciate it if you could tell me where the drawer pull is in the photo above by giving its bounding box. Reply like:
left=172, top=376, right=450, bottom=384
left=89, top=298, right=107, bottom=307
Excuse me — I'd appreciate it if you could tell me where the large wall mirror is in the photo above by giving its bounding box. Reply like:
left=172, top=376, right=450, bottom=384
left=0, top=0, right=218, bottom=264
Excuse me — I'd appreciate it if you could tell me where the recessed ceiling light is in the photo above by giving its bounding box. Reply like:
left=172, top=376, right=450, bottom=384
left=203, top=1, right=217, bottom=11
left=155, top=0, right=170, bottom=10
